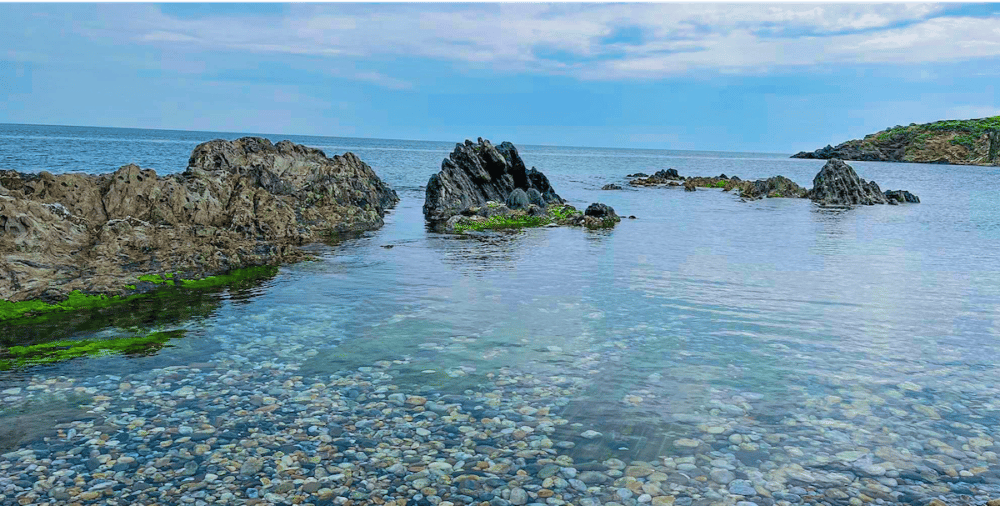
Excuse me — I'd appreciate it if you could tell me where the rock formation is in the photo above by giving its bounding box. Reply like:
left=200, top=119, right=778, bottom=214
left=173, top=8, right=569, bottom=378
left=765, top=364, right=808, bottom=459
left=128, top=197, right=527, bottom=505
left=423, top=138, right=562, bottom=223
left=623, top=160, right=917, bottom=206
left=629, top=169, right=683, bottom=186
left=0, top=137, right=398, bottom=303
left=423, top=138, right=620, bottom=232
left=792, top=116, right=1000, bottom=166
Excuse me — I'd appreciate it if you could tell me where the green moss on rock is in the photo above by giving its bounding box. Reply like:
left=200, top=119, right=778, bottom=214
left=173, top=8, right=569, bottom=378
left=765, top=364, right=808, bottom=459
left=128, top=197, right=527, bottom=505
left=0, top=329, right=185, bottom=370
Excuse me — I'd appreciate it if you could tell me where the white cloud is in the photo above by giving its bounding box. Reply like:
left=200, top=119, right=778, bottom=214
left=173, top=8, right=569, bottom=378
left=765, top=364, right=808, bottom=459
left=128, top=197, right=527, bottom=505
left=51, top=4, right=1000, bottom=80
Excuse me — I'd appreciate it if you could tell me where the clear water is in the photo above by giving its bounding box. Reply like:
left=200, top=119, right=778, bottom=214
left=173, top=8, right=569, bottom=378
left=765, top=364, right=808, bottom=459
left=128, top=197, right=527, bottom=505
left=3, top=123, right=1000, bottom=496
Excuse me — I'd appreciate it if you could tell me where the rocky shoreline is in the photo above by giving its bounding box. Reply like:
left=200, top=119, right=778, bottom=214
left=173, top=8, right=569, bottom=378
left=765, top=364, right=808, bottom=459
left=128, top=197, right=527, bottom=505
left=0, top=137, right=398, bottom=309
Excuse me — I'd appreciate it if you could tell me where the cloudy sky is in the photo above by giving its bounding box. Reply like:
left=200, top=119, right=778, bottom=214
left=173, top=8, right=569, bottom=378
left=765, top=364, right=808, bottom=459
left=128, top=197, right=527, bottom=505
left=2, top=3, right=999, bottom=152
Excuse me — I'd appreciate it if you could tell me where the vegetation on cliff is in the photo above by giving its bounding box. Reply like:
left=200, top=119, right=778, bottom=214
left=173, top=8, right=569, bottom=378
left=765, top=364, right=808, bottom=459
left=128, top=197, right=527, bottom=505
left=792, top=116, right=1000, bottom=166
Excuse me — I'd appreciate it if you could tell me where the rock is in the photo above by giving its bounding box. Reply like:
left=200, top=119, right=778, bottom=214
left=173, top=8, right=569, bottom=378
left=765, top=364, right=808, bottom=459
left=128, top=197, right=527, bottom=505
left=583, top=203, right=621, bottom=229
left=423, top=137, right=563, bottom=224
left=585, top=203, right=616, bottom=219
left=626, top=172, right=649, bottom=178
left=526, top=188, right=545, bottom=207
left=630, top=169, right=683, bottom=186
left=732, top=176, right=808, bottom=200
left=710, top=469, right=736, bottom=484
left=884, top=189, right=920, bottom=203
left=505, top=188, right=530, bottom=210
left=602, top=183, right=623, bottom=190
left=807, top=159, right=890, bottom=206
left=728, top=480, right=756, bottom=496
left=509, top=487, right=528, bottom=505
left=0, top=137, right=398, bottom=303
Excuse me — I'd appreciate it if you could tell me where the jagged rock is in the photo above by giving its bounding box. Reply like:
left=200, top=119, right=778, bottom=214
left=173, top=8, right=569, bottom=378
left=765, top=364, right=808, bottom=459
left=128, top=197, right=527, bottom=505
left=884, top=189, right=921, bottom=204
left=0, top=137, right=398, bottom=303
left=625, top=173, right=648, bottom=178
left=601, top=183, right=623, bottom=190
left=423, top=138, right=563, bottom=223
left=807, top=159, right=889, bottom=206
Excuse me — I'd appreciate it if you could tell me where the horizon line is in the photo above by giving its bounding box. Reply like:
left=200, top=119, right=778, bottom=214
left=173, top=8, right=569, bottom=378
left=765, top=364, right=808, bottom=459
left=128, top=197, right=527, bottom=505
left=0, top=122, right=794, bottom=157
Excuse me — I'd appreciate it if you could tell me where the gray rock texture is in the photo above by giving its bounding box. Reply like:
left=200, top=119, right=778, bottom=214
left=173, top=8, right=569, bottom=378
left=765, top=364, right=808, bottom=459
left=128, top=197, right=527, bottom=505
left=423, top=138, right=562, bottom=223
left=807, top=159, right=890, bottom=206
left=0, top=137, right=398, bottom=303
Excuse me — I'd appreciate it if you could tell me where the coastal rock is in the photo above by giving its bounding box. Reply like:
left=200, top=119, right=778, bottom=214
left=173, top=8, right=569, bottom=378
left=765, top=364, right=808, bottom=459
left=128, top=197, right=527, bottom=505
left=602, top=183, right=623, bottom=190
left=423, top=138, right=563, bottom=223
left=730, top=176, right=808, bottom=200
left=424, top=138, right=620, bottom=232
left=807, top=159, right=889, bottom=206
left=884, top=189, right=920, bottom=204
left=629, top=169, right=683, bottom=186
left=791, top=116, right=1000, bottom=166
left=0, top=137, right=398, bottom=303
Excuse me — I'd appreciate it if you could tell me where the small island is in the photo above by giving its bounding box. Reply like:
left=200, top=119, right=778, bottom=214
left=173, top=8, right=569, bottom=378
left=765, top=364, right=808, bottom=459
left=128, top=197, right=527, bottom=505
left=792, top=116, right=1000, bottom=166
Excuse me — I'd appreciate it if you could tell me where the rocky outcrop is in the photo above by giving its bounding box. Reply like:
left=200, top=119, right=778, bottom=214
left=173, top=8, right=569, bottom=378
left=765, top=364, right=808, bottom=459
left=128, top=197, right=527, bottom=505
left=424, top=138, right=620, bottom=232
left=601, top=183, right=623, bottom=190
left=727, top=176, right=808, bottom=200
left=792, top=116, right=1000, bottom=166
left=423, top=138, right=562, bottom=223
left=629, top=169, right=683, bottom=186
left=625, top=160, right=917, bottom=206
left=884, top=190, right=920, bottom=204
left=806, top=159, right=890, bottom=206
left=0, top=137, right=398, bottom=303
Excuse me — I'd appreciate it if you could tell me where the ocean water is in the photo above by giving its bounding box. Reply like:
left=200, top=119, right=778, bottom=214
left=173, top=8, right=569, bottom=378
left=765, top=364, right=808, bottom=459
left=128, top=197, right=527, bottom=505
left=3, top=123, right=1000, bottom=504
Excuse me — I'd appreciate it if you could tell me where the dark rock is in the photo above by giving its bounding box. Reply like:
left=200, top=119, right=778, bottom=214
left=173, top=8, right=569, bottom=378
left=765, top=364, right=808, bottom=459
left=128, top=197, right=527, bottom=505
left=423, top=138, right=563, bottom=223
left=505, top=188, right=530, bottom=210
left=807, top=159, right=889, bottom=205
left=684, top=180, right=697, bottom=191
left=601, top=183, right=623, bottom=190
left=625, top=173, right=648, bottom=178
left=629, top=168, right=684, bottom=186
left=0, top=137, right=398, bottom=303
left=525, top=188, right=545, bottom=207
left=735, top=176, right=808, bottom=200
left=884, top=189, right=920, bottom=203
left=585, top=203, right=616, bottom=219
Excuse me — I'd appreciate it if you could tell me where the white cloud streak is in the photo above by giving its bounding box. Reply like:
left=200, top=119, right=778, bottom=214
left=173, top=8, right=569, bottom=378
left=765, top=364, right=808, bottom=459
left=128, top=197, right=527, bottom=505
left=59, top=4, right=1000, bottom=81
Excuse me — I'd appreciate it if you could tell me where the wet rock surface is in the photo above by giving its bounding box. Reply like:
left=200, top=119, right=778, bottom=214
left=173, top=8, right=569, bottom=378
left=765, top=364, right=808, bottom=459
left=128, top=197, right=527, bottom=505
left=422, top=138, right=563, bottom=224
left=807, top=159, right=890, bottom=206
left=424, top=139, right=621, bottom=233
left=0, top=137, right=398, bottom=303
left=623, top=160, right=919, bottom=206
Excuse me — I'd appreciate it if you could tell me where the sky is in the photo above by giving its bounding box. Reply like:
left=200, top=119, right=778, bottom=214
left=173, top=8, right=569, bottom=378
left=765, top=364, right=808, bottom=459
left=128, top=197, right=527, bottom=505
left=1, top=3, right=999, bottom=153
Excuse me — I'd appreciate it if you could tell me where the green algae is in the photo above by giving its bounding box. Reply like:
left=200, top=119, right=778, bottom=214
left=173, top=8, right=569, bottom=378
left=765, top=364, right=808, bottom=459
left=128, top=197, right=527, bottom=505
left=0, top=291, right=143, bottom=323
left=178, top=265, right=278, bottom=289
left=1, top=266, right=279, bottom=327
left=0, top=329, right=185, bottom=370
left=453, top=214, right=550, bottom=233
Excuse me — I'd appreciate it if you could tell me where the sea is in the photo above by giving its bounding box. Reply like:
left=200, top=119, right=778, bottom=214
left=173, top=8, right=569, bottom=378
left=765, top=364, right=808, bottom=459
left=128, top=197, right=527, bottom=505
left=2, top=123, right=1000, bottom=504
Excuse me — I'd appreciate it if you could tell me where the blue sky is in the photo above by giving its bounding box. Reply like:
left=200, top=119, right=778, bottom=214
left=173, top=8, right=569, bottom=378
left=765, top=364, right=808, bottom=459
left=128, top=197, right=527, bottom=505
left=1, top=3, right=999, bottom=153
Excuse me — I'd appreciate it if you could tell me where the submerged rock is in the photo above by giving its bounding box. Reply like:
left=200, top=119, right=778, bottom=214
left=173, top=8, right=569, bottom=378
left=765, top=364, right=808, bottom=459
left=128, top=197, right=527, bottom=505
left=0, top=137, right=398, bottom=303
left=807, top=159, right=889, bottom=206
left=602, top=183, right=623, bottom=190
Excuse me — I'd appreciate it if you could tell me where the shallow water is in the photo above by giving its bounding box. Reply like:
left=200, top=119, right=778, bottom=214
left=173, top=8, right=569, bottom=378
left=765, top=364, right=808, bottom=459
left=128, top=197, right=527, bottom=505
left=3, top=123, right=1000, bottom=505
